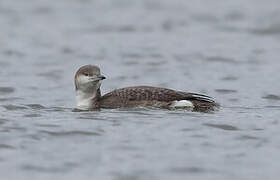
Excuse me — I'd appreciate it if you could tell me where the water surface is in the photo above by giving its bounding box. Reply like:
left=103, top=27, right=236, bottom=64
left=1, top=0, right=280, bottom=179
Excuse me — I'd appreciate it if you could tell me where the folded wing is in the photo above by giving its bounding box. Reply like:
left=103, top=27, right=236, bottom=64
left=100, top=86, right=217, bottom=109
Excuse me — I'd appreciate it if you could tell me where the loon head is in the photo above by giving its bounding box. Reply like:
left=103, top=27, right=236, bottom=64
left=74, top=65, right=106, bottom=109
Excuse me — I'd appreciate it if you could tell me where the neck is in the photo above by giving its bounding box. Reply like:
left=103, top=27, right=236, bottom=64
left=76, top=88, right=101, bottom=110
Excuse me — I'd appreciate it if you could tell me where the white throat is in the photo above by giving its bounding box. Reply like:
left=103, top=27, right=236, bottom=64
left=76, top=89, right=98, bottom=110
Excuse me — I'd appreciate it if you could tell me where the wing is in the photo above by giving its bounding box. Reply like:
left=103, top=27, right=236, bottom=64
left=100, top=86, right=215, bottom=107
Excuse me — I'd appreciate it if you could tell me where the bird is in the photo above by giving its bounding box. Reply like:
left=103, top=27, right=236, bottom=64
left=74, top=65, right=219, bottom=112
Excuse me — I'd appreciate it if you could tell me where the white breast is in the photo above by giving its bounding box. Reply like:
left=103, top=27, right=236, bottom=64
left=76, top=90, right=96, bottom=110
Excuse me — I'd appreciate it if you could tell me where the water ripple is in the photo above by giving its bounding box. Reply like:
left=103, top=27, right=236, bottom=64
left=2, top=105, right=28, bottom=111
left=169, top=166, right=206, bottom=174
left=262, top=94, right=280, bottom=101
left=21, top=164, right=73, bottom=173
left=203, top=123, right=239, bottom=131
left=0, top=119, right=8, bottom=125
left=215, top=89, right=238, bottom=94
left=39, top=130, right=102, bottom=137
left=25, top=104, right=46, bottom=110
left=249, top=23, right=280, bottom=35
left=0, top=87, right=15, bottom=94
left=0, top=97, right=22, bottom=102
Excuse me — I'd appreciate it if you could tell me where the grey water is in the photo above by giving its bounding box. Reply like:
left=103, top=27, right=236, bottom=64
left=1, top=0, right=280, bottom=179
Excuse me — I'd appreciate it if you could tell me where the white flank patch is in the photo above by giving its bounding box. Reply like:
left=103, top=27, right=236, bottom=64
left=170, top=100, right=194, bottom=108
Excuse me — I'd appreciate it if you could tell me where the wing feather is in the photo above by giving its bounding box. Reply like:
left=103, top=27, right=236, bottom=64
left=102, top=86, right=215, bottom=103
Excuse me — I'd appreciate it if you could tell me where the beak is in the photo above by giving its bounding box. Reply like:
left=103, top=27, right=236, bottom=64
left=98, top=75, right=106, bottom=80
left=90, top=75, right=106, bottom=82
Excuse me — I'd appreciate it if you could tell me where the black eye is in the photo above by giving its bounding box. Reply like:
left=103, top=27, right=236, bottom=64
left=84, top=73, right=89, bottom=76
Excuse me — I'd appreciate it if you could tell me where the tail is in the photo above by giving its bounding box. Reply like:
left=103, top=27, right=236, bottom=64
left=184, top=93, right=219, bottom=112
left=185, top=93, right=216, bottom=103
